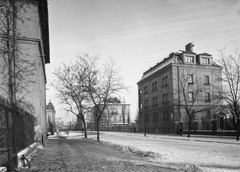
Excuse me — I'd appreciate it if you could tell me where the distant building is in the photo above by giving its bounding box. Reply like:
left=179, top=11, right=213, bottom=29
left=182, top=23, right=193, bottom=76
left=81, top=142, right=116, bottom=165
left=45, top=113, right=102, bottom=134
left=137, top=43, right=222, bottom=134
left=46, top=100, right=56, bottom=133
left=93, top=103, right=131, bottom=131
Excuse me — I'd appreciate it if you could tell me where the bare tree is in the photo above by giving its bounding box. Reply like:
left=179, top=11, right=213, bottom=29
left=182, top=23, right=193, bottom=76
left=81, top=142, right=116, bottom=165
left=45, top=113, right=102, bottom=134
left=0, top=0, right=36, bottom=161
left=100, top=97, right=121, bottom=131
left=101, top=105, right=115, bottom=131
left=83, top=55, right=128, bottom=141
left=218, top=49, right=240, bottom=141
left=52, top=60, right=90, bottom=139
left=0, top=0, right=36, bottom=112
left=174, top=65, right=220, bottom=137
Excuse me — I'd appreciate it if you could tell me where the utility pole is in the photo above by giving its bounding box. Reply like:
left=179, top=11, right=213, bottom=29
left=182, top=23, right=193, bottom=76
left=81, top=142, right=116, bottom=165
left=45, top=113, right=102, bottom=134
left=144, top=114, right=146, bottom=137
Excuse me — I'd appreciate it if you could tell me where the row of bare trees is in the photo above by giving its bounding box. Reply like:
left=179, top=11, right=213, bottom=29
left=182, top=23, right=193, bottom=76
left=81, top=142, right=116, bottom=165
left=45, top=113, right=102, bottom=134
left=52, top=55, right=127, bottom=141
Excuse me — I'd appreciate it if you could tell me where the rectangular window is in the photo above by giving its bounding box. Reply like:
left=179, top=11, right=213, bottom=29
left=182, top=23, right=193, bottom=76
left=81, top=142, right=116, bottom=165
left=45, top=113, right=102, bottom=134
left=152, top=96, right=158, bottom=106
left=153, top=113, right=158, bottom=122
left=162, top=76, right=168, bottom=86
left=162, top=93, right=169, bottom=103
left=163, top=111, right=170, bottom=121
left=144, top=86, right=148, bottom=94
left=188, top=92, right=194, bottom=102
left=145, top=114, right=149, bottom=122
left=202, top=57, right=210, bottom=64
left=204, top=75, right=210, bottom=85
left=206, top=110, right=211, bottom=118
left=144, top=100, right=148, bottom=108
left=152, top=81, right=157, bottom=90
left=205, top=92, right=210, bottom=102
left=190, top=110, right=195, bottom=120
left=188, top=74, right=193, bottom=84
left=186, top=56, right=194, bottom=63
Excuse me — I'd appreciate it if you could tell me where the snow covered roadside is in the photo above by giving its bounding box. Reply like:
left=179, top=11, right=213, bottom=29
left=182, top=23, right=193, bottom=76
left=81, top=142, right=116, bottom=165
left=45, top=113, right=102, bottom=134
left=83, top=131, right=240, bottom=172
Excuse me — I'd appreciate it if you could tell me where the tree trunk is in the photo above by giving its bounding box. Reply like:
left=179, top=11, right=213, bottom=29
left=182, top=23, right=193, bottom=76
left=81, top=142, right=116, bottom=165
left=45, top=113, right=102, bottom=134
left=188, top=117, right=191, bottom=138
left=97, top=119, right=100, bottom=141
left=82, top=120, right=87, bottom=139
left=144, top=118, right=146, bottom=137
left=237, top=117, right=239, bottom=141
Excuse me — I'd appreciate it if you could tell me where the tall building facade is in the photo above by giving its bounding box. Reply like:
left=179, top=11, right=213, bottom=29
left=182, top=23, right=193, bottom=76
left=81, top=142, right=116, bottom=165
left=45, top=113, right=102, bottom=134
left=137, top=43, right=222, bottom=134
left=0, top=0, right=50, bottom=140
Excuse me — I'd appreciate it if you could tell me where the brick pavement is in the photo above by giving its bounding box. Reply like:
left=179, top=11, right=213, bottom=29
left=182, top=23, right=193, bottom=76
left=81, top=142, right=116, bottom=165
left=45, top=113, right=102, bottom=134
left=16, top=135, right=178, bottom=172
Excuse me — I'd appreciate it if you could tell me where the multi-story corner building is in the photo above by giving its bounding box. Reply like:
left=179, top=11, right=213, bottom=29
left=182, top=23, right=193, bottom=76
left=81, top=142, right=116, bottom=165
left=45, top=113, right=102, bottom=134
left=137, top=43, right=222, bottom=134
left=0, top=0, right=50, bottom=140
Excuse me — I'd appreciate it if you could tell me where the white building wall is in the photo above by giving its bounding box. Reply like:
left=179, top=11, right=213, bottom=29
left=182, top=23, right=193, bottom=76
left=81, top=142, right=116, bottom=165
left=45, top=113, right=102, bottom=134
left=0, top=1, right=48, bottom=140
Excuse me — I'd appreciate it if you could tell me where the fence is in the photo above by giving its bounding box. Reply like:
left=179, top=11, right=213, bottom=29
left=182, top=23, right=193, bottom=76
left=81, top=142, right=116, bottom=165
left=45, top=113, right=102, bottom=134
left=100, top=124, right=139, bottom=133
left=0, top=98, right=35, bottom=168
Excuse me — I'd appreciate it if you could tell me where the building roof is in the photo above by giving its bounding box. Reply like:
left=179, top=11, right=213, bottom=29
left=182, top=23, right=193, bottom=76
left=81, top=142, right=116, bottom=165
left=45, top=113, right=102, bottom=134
left=198, top=53, right=212, bottom=56
left=138, top=55, right=177, bottom=83
left=46, top=100, right=55, bottom=111
left=37, top=0, right=50, bottom=64
left=137, top=43, right=222, bottom=84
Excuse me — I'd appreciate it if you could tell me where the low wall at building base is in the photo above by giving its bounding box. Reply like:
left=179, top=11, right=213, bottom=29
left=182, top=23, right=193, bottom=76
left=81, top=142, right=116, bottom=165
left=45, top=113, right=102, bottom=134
left=181, top=130, right=237, bottom=136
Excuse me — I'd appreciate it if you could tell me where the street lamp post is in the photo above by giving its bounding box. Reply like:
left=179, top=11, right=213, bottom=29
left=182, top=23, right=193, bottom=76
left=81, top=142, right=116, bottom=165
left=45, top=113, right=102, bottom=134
left=144, top=114, right=146, bottom=137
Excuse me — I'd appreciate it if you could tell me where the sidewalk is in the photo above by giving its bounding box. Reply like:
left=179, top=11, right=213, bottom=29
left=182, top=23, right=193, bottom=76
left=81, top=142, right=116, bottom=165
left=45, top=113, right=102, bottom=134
left=98, top=131, right=240, bottom=145
left=17, top=134, right=176, bottom=172
left=67, top=130, right=240, bottom=145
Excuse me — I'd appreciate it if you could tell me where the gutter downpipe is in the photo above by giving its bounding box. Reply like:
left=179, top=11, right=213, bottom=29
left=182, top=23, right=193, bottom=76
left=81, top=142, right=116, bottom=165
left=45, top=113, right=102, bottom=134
left=177, top=65, right=180, bottom=121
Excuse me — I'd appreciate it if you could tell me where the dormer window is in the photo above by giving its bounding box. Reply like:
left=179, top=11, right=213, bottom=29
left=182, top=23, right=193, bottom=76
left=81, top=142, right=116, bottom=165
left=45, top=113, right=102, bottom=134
left=202, top=57, right=210, bottom=64
left=186, top=56, right=194, bottom=63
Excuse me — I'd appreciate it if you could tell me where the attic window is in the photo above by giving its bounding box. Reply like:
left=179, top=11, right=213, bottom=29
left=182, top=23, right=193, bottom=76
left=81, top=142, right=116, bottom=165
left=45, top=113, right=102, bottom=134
left=202, top=57, right=210, bottom=64
left=185, top=56, right=194, bottom=63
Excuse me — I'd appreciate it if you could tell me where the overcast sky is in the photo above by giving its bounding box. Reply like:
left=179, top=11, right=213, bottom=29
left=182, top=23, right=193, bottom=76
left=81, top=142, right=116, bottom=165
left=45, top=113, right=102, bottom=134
left=46, top=0, right=240, bottom=121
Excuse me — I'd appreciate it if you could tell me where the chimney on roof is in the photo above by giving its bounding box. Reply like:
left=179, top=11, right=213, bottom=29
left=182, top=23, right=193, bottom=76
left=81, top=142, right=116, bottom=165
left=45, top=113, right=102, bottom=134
left=185, top=43, right=194, bottom=52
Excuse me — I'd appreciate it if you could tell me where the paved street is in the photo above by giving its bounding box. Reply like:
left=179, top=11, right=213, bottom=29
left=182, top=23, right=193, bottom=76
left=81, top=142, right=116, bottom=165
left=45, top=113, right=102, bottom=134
left=86, top=131, right=240, bottom=172
left=16, top=131, right=240, bottom=172
left=17, top=134, right=176, bottom=172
